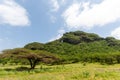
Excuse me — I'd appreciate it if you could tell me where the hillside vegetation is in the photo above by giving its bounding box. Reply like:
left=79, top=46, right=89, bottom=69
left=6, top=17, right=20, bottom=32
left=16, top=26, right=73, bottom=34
left=1, top=31, right=120, bottom=66
left=23, top=31, right=120, bottom=64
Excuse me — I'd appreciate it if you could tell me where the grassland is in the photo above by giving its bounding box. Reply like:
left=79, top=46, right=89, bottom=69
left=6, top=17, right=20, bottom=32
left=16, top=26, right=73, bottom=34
left=0, top=63, right=120, bottom=80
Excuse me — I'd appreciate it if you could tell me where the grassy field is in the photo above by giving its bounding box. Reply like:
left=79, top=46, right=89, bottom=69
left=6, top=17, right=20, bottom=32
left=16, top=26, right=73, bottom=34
left=0, top=63, right=120, bottom=80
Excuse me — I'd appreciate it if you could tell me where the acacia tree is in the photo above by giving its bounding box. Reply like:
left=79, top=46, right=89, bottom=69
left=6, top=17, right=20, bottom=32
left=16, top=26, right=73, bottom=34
left=0, top=48, right=59, bottom=69
left=19, top=52, right=59, bottom=69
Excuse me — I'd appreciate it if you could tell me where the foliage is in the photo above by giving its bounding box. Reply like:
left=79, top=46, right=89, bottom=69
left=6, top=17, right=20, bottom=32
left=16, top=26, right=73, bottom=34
left=105, top=37, right=120, bottom=46
left=0, top=48, right=59, bottom=69
left=41, top=31, right=120, bottom=64
left=24, top=42, right=44, bottom=50
left=60, top=31, right=103, bottom=44
left=1, top=30, right=120, bottom=65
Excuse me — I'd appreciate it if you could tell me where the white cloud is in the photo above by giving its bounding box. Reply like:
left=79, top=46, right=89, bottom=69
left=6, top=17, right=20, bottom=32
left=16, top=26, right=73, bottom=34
left=0, top=0, right=30, bottom=26
left=62, top=0, right=120, bottom=29
left=49, top=28, right=65, bottom=41
left=50, top=0, right=67, bottom=12
left=111, top=27, right=120, bottom=39
left=49, top=0, right=67, bottom=23
left=50, top=0, right=59, bottom=12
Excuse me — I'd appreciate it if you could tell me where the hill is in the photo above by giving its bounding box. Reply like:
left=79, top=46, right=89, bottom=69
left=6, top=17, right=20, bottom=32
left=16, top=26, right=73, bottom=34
left=24, top=31, right=120, bottom=64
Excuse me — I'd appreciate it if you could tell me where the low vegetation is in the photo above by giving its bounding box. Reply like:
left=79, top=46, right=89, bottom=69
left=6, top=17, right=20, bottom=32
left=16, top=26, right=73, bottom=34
left=1, top=30, right=120, bottom=79
left=1, top=63, right=120, bottom=80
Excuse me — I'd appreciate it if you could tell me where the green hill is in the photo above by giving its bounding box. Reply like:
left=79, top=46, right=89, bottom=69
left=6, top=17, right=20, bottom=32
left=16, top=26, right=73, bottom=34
left=24, top=31, right=120, bottom=64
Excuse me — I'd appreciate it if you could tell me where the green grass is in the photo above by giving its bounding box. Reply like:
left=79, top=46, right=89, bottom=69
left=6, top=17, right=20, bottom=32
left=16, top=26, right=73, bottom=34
left=0, top=63, right=120, bottom=80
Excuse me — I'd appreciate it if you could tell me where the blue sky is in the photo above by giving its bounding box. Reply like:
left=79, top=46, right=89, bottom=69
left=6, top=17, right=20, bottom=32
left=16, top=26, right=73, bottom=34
left=0, top=0, right=120, bottom=51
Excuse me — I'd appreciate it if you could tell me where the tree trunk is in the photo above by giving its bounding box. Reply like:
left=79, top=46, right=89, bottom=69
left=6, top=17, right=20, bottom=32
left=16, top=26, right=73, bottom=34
left=28, top=59, right=38, bottom=69
left=28, top=59, right=33, bottom=69
left=32, top=60, right=38, bottom=69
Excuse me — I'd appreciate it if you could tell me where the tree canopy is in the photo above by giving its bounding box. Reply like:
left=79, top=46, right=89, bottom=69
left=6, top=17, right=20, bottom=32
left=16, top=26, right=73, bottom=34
left=0, top=48, right=59, bottom=69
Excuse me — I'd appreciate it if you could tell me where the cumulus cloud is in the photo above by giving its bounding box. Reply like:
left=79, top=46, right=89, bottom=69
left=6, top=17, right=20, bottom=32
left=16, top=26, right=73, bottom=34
left=49, top=28, right=65, bottom=41
left=62, top=0, right=120, bottom=29
left=0, top=0, right=30, bottom=26
left=111, top=27, right=120, bottom=39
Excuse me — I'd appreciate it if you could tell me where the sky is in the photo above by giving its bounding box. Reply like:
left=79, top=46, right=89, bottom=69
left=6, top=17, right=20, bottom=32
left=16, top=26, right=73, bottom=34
left=0, top=0, right=120, bottom=51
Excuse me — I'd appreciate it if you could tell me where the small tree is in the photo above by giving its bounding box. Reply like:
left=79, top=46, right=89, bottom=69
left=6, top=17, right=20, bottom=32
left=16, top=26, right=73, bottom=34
left=19, top=52, right=59, bottom=69
left=0, top=48, right=59, bottom=69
